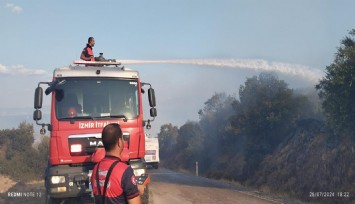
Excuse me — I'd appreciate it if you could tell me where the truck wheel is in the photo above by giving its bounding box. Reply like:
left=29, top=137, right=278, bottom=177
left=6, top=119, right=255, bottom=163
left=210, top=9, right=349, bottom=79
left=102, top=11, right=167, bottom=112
left=46, top=194, right=61, bottom=204
left=141, top=185, right=149, bottom=204
left=46, top=195, right=84, bottom=204
left=73, top=197, right=85, bottom=204
left=154, top=164, right=159, bottom=169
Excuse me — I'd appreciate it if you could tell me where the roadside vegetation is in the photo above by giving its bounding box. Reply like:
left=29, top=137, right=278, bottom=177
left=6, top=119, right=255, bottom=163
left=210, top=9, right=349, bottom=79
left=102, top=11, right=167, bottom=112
left=159, top=30, right=355, bottom=203
left=0, top=122, right=49, bottom=182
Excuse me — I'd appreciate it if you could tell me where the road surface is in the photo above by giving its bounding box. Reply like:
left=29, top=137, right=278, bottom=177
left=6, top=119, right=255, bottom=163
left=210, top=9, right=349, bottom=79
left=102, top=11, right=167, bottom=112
left=0, top=168, right=283, bottom=204
left=149, top=168, right=280, bottom=204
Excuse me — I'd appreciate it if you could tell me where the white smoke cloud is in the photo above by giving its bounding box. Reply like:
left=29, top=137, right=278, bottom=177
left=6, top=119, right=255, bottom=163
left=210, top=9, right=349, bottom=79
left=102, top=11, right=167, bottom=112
left=5, top=3, right=23, bottom=13
left=120, top=59, right=323, bottom=82
left=0, top=64, right=46, bottom=75
left=0, top=64, right=7, bottom=74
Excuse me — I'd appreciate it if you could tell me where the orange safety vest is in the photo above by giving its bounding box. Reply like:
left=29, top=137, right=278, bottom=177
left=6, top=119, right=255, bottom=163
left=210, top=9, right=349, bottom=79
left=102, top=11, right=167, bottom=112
left=82, top=44, right=94, bottom=61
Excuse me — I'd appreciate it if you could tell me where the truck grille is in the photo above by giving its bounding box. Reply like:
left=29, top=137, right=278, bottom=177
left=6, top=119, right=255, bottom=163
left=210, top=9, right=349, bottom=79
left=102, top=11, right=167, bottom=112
left=68, top=133, right=103, bottom=156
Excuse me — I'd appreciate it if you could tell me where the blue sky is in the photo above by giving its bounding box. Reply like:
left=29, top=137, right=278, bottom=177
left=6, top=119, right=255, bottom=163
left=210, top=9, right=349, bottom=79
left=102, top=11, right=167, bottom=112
left=1, top=0, right=355, bottom=136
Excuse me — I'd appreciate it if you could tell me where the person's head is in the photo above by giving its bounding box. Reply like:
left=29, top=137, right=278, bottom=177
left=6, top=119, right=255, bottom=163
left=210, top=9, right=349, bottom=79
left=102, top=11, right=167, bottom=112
left=101, top=123, right=123, bottom=154
left=88, top=37, right=95, bottom=47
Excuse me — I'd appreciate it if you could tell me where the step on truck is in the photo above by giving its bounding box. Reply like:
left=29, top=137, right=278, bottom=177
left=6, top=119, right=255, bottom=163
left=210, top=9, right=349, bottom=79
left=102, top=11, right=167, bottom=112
left=33, top=60, right=157, bottom=203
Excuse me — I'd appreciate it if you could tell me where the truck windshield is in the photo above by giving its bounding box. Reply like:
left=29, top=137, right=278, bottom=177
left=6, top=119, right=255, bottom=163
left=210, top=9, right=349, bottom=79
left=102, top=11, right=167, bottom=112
left=55, top=78, right=139, bottom=120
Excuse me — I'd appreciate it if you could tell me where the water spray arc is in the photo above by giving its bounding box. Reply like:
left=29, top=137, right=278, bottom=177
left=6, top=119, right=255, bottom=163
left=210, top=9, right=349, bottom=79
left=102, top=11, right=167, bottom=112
left=120, top=59, right=323, bottom=82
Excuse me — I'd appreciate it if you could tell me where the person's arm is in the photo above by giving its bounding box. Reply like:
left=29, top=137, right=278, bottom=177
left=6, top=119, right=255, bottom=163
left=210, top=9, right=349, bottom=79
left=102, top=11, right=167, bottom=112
left=128, top=195, right=142, bottom=204
left=80, top=48, right=93, bottom=61
left=137, top=184, right=146, bottom=195
left=80, top=53, right=92, bottom=61
left=80, top=53, right=88, bottom=61
left=122, top=167, right=141, bottom=204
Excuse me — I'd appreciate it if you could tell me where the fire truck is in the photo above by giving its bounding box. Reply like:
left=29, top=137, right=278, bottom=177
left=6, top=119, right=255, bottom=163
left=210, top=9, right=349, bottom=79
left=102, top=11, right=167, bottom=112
left=33, top=60, right=157, bottom=203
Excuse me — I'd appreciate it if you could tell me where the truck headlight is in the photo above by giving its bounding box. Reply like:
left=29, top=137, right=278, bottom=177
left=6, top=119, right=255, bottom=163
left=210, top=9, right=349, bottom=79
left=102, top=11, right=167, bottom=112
left=133, top=169, right=146, bottom=177
left=70, top=144, right=82, bottom=153
left=51, top=176, right=66, bottom=184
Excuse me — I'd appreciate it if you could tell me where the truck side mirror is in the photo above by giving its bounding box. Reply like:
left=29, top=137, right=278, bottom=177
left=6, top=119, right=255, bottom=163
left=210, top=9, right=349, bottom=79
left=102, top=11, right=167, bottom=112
left=148, top=88, right=156, bottom=107
left=34, top=87, right=43, bottom=109
left=150, top=108, right=157, bottom=117
left=33, top=109, right=42, bottom=121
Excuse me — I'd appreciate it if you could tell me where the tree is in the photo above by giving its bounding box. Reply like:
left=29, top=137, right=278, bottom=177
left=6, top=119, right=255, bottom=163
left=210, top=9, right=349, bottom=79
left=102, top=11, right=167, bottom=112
left=198, top=93, right=238, bottom=172
left=232, top=73, right=296, bottom=146
left=316, top=29, right=355, bottom=137
left=157, top=123, right=179, bottom=161
left=5, top=122, right=35, bottom=160
left=230, top=73, right=305, bottom=177
left=176, top=121, right=204, bottom=169
left=36, top=135, right=50, bottom=177
left=0, top=122, right=49, bottom=181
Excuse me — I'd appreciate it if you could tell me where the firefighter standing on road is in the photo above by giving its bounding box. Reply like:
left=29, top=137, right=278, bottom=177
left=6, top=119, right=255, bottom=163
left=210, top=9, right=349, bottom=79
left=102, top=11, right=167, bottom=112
left=80, top=37, right=95, bottom=61
left=91, top=123, right=145, bottom=204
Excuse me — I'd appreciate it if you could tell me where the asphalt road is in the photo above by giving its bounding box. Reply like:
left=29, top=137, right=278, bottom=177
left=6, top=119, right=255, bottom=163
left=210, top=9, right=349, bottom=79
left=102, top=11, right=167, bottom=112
left=149, top=168, right=280, bottom=204
left=0, top=168, right=282, bottom=204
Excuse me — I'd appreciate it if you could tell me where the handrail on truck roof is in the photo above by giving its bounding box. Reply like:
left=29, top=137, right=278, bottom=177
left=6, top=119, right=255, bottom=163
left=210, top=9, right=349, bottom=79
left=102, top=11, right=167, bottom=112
left=73, top=60, right=122, bottom=66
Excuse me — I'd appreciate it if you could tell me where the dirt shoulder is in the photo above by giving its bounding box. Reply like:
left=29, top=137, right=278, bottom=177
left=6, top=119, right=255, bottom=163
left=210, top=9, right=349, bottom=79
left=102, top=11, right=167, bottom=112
left=0, top=175, right=17, bottom=194
left=0, top=175, right=45, bottom=204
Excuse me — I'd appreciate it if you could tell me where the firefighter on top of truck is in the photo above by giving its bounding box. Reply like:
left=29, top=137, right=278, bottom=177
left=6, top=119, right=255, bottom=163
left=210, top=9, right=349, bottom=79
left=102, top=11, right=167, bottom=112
left=80, top=37, right=95, bottom=61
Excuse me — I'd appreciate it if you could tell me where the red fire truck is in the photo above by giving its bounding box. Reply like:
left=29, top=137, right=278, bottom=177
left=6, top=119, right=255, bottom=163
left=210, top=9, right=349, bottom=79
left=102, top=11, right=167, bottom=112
left=33, top=60, right=157, bottom=203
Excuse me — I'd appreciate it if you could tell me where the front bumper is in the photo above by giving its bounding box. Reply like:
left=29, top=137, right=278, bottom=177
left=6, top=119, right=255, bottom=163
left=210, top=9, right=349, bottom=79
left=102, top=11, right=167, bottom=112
left=45, top=164, right=94, bottom=199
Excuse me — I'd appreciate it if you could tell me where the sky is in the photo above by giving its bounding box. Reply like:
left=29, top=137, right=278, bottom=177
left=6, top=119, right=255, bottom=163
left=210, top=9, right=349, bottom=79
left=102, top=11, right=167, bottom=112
left=1, top=0, right=355, bottom=137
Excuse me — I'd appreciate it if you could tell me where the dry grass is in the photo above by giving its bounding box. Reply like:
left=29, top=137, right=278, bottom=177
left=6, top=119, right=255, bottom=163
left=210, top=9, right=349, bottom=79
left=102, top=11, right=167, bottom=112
left=25, top=180, right=44, bottom=185
left=0, top=174, right=17, bottom=193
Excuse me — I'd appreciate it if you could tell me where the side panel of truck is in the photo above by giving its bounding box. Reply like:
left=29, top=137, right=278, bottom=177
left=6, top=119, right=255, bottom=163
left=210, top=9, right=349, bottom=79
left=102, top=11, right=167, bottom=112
left=145, top=137, right=159, bottom=168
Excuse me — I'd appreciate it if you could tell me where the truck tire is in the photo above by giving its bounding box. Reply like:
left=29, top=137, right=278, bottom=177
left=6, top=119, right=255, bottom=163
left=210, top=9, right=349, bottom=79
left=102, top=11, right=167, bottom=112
left=46, top=194, right=61, bottom=204
left=46, top=194, right=85, bottom=204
